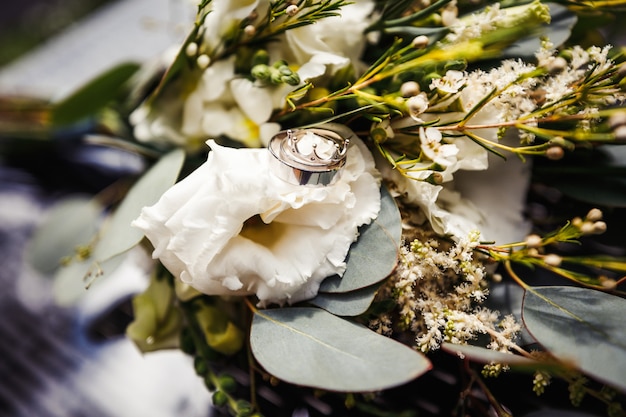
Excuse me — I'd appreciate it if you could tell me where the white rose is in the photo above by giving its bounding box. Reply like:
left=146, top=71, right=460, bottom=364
left=132, top=133, right=381, bottom=305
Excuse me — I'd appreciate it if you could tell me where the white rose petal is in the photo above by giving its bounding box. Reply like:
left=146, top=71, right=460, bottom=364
left=133, top=134, right=381, bottom=305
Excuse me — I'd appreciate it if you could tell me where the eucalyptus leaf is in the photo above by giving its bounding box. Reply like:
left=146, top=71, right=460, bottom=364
left=319, top=185, right=401, bottom=293
left=522, top=286, right=626, bottom=392
left=25, top=196, right=103, bottom=275
left=91, top=148, right=185, bottom=262
left=251, top=307, right=431, bottom=391
left=51, top=62, right=140, bottom=126
left=54, top=252, right=125, bottom=306
left=309, top=283, right=380, bottom=317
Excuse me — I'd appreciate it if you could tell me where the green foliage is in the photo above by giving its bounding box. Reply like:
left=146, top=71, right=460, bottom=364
left=522, top=286, right=626, bottom=392
left=318, top=185, right=401, bottom=293
left=250, top=306, right=431, bottom=391
left=51, top=62, right=140, bottom=125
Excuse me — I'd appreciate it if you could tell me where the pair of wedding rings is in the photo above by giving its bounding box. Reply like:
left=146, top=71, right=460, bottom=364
left=268, top=128, right=350, bottom=186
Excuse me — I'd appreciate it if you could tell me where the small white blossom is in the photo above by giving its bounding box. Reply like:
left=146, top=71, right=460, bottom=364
left=419, top=127, right=459, bottom=167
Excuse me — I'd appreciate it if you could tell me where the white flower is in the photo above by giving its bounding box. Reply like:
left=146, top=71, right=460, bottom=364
left=407, top=93, right=429, bottom=121
left=419, top=127, right=459, bottom=167
left=271, top=0, right=375, bottom=77
left=132, top=133, right=381, bottom=305
left=430, top=70, right=466, bottom=95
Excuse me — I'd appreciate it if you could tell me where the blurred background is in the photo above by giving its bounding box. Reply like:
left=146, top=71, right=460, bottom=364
left=0, top=1, right=214, bottom=416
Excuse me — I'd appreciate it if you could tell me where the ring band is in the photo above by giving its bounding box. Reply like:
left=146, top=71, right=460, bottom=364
left=269, top=128, right=349, bottom=186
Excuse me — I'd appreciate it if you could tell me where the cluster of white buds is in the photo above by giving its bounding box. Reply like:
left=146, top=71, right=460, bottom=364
left=572, top=208, right=607, bottom=235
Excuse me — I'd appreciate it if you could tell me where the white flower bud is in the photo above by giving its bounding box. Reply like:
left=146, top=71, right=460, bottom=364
left=244, top=25, right=256, bottom=36
left=543, top=254, right=562, bottom=267
left=580, top=221, right=595, bottom=235
left=592, top=221, right=607, bottom=234
left=525, top=234, right=543, bottom=248
left=286, top=5, right=299, bottom=16
left=197, top=54, right=211, bottom=69
left=411, top=35, right=429, bottom=49
left=407, top=93, right=429, bottom=120
left=545, top=146, right=564, bottom=160
left=586, top=208, right=603, bottom=222
left=400, top=81, right=420, bottom=97
left=185, top=42, right=198, bottom=57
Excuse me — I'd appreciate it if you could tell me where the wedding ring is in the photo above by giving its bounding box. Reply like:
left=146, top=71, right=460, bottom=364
left=269, top=128, right=349, bottom=186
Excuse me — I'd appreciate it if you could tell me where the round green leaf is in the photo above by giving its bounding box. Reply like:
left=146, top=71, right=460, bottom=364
left=309, top=283, right=380, bottom=316
left=91, top=148, right=185, bottom=262
left=25, top=196, right=102, bottom=275
left=522, top=286, right=626, bottom=392
left=250, top=307, right=431, bottom=392
left=319, top=185, right=401, bottom=293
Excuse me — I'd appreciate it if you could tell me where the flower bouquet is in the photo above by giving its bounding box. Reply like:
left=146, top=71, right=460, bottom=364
left=11, top=0, right=626, bottom=415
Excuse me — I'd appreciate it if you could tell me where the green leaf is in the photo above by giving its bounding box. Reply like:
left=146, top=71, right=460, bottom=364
left=522, top=286, right=626, bottom=392
left=51, top=62, right=141, bottom=125
left=309, top=283, right=380, bottom=317
left=91, top=148, right=185, bottom=262
left=250, top=307, right=431, bottom=391
left=319, top=185, right=401, bottom=293
left=53, top=252, right=125, bottom=306
left=25, top=196, right=102, bottom=275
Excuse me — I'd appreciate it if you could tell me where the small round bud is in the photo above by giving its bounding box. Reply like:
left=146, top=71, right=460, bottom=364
left=592, top=221, right=607, bottom=234
left=580, top=221, right=595, bottom=235
left=218, top=374, right=237, bottom=393
left=185, top=42, right=198, bottom=57
left=492, top=273, right=503, bottom=283
left=426, top=172, right=443, bottom=185
left=525, top=234, right=543, bottom=248
left=586, top=208, right=603, bottom=222
left=572, top=217, right=583, bottom=228
left=528, top=248, right=540, bottom=257
left=286, top=4, right=298, bottom=16
left=608, top=112, right=626, bottom=130
left=212, top=391, right=228, bottom=407
left=251, top=64, right=271, bottom=81
left=281, top=73, right=300, bottom=86
left=400, top=81, right=420, bottom=97
left=194, top=356, right=208, bottom=376
left=545, top=146, right=564, bottom=160
left=197, top=54, right=211, bottom=69
left=407, top=93, right=429, bottom=120
left=243, top=25, right=256, bottom=36
left=600, top=276, right=617, bottom=290
left=543, top=253, right=562, bottom=267
left=412, top=35, right=429, bottom=49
